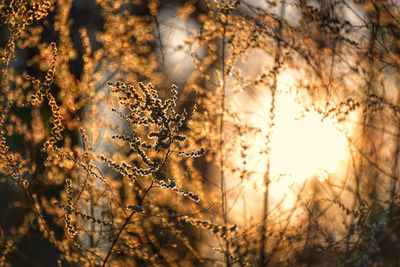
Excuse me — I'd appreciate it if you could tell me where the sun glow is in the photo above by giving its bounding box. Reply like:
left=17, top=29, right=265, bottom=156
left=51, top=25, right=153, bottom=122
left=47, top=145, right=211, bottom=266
left=269, top=93, right=349, bottom=183
left=228, top=88, right=352, bottom=224
left=263, top=91, right=351, bottom=212
left=227, top=66, right=354, bottom=223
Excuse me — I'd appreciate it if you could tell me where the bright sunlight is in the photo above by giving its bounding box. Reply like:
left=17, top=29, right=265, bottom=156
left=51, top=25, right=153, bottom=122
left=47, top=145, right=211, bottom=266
left=264, top=90, right=351, bottom=212
left=269, top=93, right=349, bottom=183
left=229, top=86, right=352, bottom=223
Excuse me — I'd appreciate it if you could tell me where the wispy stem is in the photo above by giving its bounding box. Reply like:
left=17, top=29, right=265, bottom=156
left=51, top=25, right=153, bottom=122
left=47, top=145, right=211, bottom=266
left=153, top=15, right=166, bottom=77
left=260, top=2, right=285, bottom=266
left=219, top=11, right=230, bottom=267
left=102, top=148, right=170, bottom=266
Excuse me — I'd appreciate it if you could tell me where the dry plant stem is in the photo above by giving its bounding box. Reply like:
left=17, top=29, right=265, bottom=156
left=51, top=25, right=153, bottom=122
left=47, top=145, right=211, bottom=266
left=260, top=3, right=285, bottom=265
left=12, top=167, right=66, bottom=262
left=259, top=75, right=275, bottom=267
left=389, top=105, right=400, bottom=214
left=101, top=210, right=135, bottom=267
left=266, top=180, right=306, bottom=266
left=102, top=181, right=154, bottom=267
left=219, top=17, right=230, bottom=267
left=102, top=148, right=170, bottom=267
left=153, top=15, right=166, bottom=76
left=89, top=188, right=95, bottom=248
left=0, top=37, right=15, bottom=86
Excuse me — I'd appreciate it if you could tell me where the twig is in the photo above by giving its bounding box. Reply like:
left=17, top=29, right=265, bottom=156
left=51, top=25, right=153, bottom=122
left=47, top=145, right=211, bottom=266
left=102, top=148, right=171, bottom=266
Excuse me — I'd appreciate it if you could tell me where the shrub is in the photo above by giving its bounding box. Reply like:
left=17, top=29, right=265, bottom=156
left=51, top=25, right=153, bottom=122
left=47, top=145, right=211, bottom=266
left=1, top=0, right=400, bottom=266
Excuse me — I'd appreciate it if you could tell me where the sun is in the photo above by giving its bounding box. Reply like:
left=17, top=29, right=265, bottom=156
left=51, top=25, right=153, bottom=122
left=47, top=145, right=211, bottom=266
left=227, top=88, right=352, bottom=224
left=269, top=93, right=349, bottom=183
left=259, top=91, right=351, bottom=213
